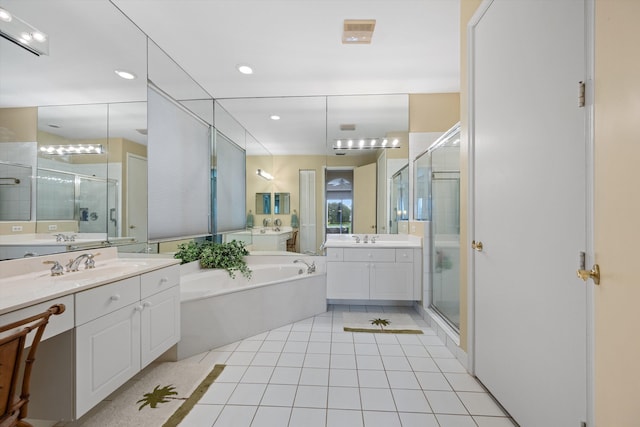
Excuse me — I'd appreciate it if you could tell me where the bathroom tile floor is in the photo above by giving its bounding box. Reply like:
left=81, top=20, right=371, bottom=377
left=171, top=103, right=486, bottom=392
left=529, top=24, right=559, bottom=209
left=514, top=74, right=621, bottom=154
left=176, top=304, right=517, bottom=427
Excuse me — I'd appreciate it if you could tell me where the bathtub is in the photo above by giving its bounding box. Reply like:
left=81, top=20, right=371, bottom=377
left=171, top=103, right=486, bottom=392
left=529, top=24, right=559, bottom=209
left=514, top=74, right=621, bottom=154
left=176, top=260, right=326, bottom=360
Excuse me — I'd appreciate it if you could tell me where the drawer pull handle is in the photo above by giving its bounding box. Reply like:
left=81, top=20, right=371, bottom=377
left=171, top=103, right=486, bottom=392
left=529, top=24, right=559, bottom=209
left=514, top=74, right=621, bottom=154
left=402, top=253, right=408, bottom=257
left=135, top=305, right=144, bottom=312
left=110, top=294, right=120, bottom=301
left=143, top=301, right=153, bottom=308
left=368, top=253, right=372, bottom=258
left=160, top=277, right=168, bottom=283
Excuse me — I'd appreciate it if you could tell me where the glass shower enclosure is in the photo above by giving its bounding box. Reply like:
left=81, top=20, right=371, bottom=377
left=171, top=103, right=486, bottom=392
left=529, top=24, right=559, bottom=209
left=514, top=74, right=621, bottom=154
left=414, top=123, right=461, bottom=330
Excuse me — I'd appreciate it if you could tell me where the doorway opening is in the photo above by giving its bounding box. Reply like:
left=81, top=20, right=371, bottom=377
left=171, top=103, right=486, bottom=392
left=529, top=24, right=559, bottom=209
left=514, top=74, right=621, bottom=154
left=325, top=169, right=353, bottom=235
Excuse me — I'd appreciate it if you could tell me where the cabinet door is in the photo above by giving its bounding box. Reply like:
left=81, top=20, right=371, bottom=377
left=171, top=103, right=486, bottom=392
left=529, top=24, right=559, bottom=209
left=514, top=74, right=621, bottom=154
left=327, top=262, right=369, bottom=299
left=140, top=286, right=180, bottom=368
left=76, top=303, right=141, bottom=418
left=370, top=262, right=413, bottom=300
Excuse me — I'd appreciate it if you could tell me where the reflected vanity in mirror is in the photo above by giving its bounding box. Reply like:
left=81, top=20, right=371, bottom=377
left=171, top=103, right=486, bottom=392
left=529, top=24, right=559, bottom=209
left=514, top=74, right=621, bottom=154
left=274, top=192, right=290, bottom=214
left=255, top=193, right=271, bottom=215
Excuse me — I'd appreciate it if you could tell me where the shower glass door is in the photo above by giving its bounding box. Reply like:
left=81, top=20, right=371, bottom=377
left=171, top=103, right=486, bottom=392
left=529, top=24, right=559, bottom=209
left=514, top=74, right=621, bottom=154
left=414, top=123, right=461, bottom=330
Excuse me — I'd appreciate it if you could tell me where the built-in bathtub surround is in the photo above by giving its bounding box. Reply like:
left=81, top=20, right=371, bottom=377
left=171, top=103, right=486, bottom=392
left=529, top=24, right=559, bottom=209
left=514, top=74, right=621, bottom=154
left=177, top=256, right=326, bottom=360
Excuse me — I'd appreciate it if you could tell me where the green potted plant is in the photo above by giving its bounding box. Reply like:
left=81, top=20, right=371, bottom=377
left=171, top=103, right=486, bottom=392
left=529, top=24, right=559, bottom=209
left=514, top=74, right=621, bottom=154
left=174, top=240, right=251, bottom=279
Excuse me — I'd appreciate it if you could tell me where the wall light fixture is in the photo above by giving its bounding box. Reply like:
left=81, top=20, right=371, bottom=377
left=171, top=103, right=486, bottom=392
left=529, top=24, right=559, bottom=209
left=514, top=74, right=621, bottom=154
left=256, top=169, right=273, bottom=181
left=0, top=7, right=49, bottom=56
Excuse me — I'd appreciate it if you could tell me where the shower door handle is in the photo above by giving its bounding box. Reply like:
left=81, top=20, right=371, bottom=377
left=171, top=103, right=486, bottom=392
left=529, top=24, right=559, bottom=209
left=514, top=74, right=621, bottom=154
left=471, top=240, right=483, bottom=252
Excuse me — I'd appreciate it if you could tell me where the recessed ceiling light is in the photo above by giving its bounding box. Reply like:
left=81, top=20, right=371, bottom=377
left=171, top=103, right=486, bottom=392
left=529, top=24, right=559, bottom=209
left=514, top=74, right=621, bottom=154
left=270, top=115, right=280, bottom=121
left=237, top=64, right=253, bottom=75
left=0, top=8, right=12, bottom=22
left=114, top=70, right=137, bottom=80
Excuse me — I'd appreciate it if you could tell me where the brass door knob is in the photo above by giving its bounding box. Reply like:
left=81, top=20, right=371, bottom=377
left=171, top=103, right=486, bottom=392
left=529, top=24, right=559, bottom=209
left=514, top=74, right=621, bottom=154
left=577, top=264, right=600, bottom=285
left=129, top=224, right=136, bottom=229
left=471, top=240, right=483, bottom=252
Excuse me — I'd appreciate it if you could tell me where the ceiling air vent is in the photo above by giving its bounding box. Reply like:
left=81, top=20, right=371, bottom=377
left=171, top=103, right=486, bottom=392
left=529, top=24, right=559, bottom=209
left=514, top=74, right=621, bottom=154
left=340, top=124, right=356, bottom=131
left=342, top=19, right=376, bottom=44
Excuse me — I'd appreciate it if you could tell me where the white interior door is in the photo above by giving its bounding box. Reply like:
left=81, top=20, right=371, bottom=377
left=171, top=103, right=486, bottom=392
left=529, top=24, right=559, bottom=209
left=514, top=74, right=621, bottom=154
left=299, top=169, right=316, bottom=253
left=471, top=1, right=587, bottom=426
left=126, top=154, right=147, bottom=243
left=376, top=152, right=387, bottom=233
left=354, top=162, right=376, bottom=234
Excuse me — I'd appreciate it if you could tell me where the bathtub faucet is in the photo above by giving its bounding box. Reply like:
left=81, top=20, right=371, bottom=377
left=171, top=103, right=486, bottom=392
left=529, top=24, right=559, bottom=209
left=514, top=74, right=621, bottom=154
left=294, top=259, right=316, bottom=274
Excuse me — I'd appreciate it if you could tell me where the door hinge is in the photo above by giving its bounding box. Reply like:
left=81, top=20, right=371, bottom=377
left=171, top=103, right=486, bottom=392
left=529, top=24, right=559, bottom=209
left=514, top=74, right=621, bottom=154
left=579, top=81, right=586, bottom=107
left=581, top=421, right=587, bottom=427
left=579, top=251, right=586, bottom=270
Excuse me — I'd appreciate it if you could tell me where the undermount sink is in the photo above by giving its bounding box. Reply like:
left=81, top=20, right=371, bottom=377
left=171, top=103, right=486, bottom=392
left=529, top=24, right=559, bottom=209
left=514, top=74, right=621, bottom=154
left=41, top=261, right=149, bottom=280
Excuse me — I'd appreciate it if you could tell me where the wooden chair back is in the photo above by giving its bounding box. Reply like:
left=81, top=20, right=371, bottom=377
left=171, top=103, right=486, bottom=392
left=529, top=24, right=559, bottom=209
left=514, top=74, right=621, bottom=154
left=0, top=304, right=65, bottom=427
left=286, top=230, right=298, bottom=252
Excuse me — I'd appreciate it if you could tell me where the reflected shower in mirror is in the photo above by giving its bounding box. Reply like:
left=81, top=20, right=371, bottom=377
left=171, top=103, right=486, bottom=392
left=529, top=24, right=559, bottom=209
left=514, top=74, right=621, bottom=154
left=0, top=0, right=148, bottom=259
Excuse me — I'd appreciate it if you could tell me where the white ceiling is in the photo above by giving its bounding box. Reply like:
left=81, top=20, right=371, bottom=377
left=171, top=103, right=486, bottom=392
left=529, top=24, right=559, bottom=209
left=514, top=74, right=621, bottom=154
left=0, top=0, right=460, bottom=155
left=112, top=0, right=461, bottom=98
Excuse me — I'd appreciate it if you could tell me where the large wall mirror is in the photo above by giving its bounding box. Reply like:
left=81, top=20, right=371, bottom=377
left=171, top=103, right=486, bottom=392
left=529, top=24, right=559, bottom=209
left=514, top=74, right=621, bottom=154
left=216, top=94, right=409, bottom=254
left=0, top=0, right=148, bottom=259
left=0, top=1, right=410, bottom=260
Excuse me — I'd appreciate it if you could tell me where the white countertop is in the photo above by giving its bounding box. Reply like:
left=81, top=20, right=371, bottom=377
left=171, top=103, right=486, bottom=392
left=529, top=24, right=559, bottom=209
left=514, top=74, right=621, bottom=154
left=0, top=233, right=135, bottom=247
left=0, top=247, right=180, bottom=315
left=323, top=234, right=422, bottom=249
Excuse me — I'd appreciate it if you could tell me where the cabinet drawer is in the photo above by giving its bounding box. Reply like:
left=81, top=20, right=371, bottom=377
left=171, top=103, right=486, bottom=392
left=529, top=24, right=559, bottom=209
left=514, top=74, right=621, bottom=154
left=326, top=248, right=343, bottom=261
left=344, top=248, right=395, bottom=262
left=75, top=277, right=140, bottom=326
left=0, top=295, right=74, bottom=347
left=395, top=249, right=414, bottom=263
left=141, top=265, right=180, bottom=299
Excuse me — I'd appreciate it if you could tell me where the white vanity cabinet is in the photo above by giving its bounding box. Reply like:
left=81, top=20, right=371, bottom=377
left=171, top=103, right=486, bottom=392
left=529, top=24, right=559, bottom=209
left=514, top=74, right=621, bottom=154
left=74, top=265, right=180, bottom=417
left=326, top=247, right=420, bottom=300
left=140, top=266, right=181, bottom=368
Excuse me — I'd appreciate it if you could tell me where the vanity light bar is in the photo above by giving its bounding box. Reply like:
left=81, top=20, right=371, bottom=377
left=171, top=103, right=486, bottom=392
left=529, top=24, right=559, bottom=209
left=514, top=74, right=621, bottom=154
left=0, top=7, right=49, bottom=56
left=256, top=169, right=274, bottom=181
left=40, top=144, right=105, bottom=155
left=332, top=138, right=400, bottom=150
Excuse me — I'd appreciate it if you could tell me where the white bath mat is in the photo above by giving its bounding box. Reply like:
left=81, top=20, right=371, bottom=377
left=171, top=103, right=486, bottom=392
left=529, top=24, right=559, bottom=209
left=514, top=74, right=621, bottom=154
left=342, top=312, right=424, bottom=334
left=75, top=362, right=225, bottom=427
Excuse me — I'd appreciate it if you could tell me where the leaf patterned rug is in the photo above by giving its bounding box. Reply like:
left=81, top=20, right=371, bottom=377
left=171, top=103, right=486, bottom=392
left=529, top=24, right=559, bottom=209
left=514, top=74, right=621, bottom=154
left=343, top=312, right=424, bottom=334
left=75, top=362, right=225, bottom=427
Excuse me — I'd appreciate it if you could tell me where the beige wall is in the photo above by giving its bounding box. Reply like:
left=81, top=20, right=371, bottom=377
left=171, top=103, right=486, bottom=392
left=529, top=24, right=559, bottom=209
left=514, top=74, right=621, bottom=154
left=409, top=93, right=460, bottom=133
left=458, top=0, right=483, bottom=353
left=0, top=107, right=37, bottom=142
left=594, top=0, right=640, bottom=424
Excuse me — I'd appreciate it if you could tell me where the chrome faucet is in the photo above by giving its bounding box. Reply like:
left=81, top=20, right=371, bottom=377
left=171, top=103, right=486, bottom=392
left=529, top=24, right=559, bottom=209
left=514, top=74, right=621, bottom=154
left=371, top=235, right=379, bottom=243
left=294, top=259, right=316, bottom=274
left=353, top=235, right=361, bottom=243
left=363, top=235, right=369, bottom=243
left=54, top=233, right=76, bottom=242
left=66, top=252, right=99, bottom=272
